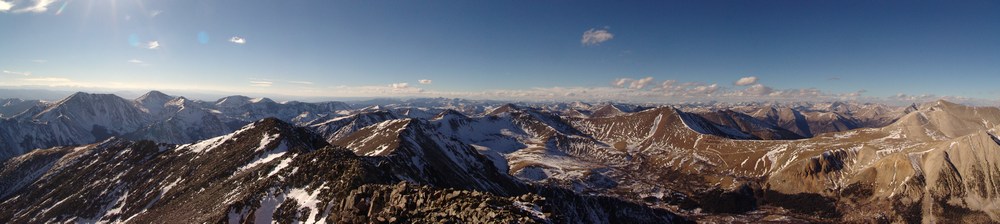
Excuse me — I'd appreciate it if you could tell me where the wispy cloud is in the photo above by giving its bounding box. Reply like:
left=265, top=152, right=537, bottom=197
left=418, top=79, right=432, bottom=84
left=127, top=59, right=151, bottom=66
left=734, top=76, right=758, bottom=86
left=650, top=81, right=721, bottom=97
left=0, top=1, right=13, bottom=12
left=147, top=41, right=160, bottom=50
left=22, top=77, right=70, bottom=82
left=613, top=78, right=631, bottom=88
left=629, top=77, right=654, bottom=89
left=249, top=81, right=273, bottom=87
left=3, top=70, right=31, bottom=76
left=13, top=0, right=57, bottom=13
left=581, top=28, right=614, bottom=46
left=390, top=82, right=409, bottom=89
left=150, top=10, right=163, bottom=17
left=229, top=36, right=246, bottom=44
left=288, top=81, right=314, bottom=85
left=888, top=93, right=924, bottom=101
left=612, top=77, right=655, bottom=89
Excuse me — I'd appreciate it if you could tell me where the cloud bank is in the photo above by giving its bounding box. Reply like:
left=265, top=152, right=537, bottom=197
left=3, top=70, right=31, bottom=76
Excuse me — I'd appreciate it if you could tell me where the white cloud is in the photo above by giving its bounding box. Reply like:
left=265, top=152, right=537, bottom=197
left=127, top=59, right=151, bottom=66
left=660, top=80, right=677, bottom=87
left=150, top=10, right=163, bottom=17
left=613, top=78, right=631, bottom=88
left=2, top=70, right=31, bottom=76
left=249, top=81, right=272, bottom=87
left=147, top=41, right=160, bottom=49
left=0, top=1, right=13, bottom=12
left=688, top=84, right=720, bottom=95
left=418, top=79, right=432, bottom=84
left=22, top=77, right=70, bottom=82
left=288, top=81, right=314, bottom=85
left=13, top=0, right=57, bottom=13
left=612, top=77, right=655, bottom=89
left=581, top=28, right=614, bottom=46
left=390, top=83, right=410, bottom=89
left=734, top=76, right=758, bottom=86
left=652, top=81, right=720, bottom=97
left=229, top=36, right=246, bottom=44
left=886, top=93, right=960, bottom=103
left=629, top=77, right=654, bottom=89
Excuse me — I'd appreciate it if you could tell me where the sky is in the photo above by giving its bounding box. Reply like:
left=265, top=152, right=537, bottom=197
left=1, top=0, right=998, bottom=103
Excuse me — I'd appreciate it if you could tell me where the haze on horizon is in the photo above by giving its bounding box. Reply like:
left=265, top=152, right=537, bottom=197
left=1, top=0, right=998, bottom=104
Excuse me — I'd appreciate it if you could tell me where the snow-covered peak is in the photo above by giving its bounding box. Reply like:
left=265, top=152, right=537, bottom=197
left=487, top=103, right=522, bottom=116
left=432, top=109, right=469, bottom=121
left=135, top=90, right=172, bottom=103
left=47, top=92, right=124, bottom=109
left=178, top=117, right=322, bottom=154
left=215, top=95, right=252, bottom=108
left=165, top=96, right=192, bottom=108
left=589, top=104, right=626, bottom=118
left=135, top=91, right=175, bottom=114
left=33, top=92, right=150, bottom=133
left=249, top=97, right=275, bottom=104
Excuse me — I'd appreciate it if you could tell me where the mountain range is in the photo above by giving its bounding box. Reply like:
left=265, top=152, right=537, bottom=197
left=2, top=91, right=999, bottom=223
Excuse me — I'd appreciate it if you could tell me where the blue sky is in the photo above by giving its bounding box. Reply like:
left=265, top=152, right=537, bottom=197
left=1, top=0, right=998, bottom=103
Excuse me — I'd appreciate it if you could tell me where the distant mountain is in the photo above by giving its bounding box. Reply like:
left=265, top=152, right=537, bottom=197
left=125, top=97, right=231, bottom=144
left=695, top=109, right=804, bottom=140
left=589, top=103, right=647, bottom=118
left=0, top=91, right=351, bottom=160
left=308, top=110, right=399, bottom=143
left=0, top=98, right=43, bottom=118
left=348, top=97, right=499, bottom=115
left=134, top=90, right=175, bottom=115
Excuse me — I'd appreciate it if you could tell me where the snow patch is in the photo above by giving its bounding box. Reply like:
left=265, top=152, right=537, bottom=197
left=237, top=141, right=289, bottom=173
left=257, top=133, right=279, bottom=152
left=267, top=157, right=294, bottom=177
left=179, top=125, right=251, bottom=153
left=253, top=188, right=286, bottom=224
left=287, top=186, right=325, bottom=223
left=513, top=201, right=547, bottom=221
left=161, top=177, right=182, bottom=196
left=885, top=129, right=904, bottom=140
